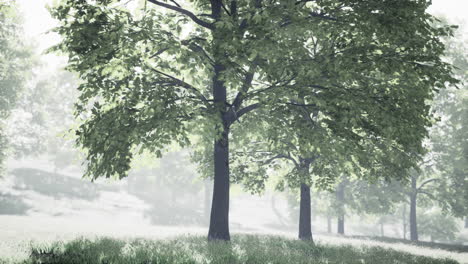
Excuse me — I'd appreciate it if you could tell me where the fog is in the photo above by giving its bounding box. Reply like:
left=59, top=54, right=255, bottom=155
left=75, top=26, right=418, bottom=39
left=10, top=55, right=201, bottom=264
left=1, top=0, right=468, bottom=263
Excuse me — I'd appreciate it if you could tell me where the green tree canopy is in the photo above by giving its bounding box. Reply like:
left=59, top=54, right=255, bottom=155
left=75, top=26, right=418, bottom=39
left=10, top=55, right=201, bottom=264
left=50, top=0, right=457, bottom=240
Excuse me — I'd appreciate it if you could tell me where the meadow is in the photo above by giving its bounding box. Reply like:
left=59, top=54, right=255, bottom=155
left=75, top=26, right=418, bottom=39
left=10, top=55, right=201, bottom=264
left=1, top=235, right=462, bottom=264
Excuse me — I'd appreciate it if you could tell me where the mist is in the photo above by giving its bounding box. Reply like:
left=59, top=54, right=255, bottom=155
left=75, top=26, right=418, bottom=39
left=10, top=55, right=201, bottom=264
left=1, top=0, right=468, bottom=263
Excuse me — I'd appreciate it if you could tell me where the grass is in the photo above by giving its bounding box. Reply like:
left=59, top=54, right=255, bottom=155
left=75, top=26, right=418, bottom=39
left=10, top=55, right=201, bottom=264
left=3, top=234, right=459, bottom=264
left=349, top=235, right=468, bottom=253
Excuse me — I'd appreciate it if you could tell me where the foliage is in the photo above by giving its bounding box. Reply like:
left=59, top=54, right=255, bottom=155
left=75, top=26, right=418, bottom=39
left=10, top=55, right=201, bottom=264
left=0, top=1, right=33, bottom=171
left=11, top=235, right=459, bottom=264
left=399, top=23, right=468, bottom=222
left=49, top=0, right=457, bottom=185
left=6, top=70, right=80, bottom=161
left=431, top=25, right=468, bottom=218
left=418, top=208, right=460, bottom=242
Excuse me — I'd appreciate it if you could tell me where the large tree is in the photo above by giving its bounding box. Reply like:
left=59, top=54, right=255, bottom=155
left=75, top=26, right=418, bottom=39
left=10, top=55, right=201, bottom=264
left=50, top=0, right=456, bottom=241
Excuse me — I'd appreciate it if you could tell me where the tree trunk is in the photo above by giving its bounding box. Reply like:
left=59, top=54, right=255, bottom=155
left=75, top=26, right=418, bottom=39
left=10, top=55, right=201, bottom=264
left=298, top=183, right=313, bottom=241
left=380, top=222, right=384, bottom=237
left=465, top=217, right=468, bottom=229
left=336, top=181, right=345, bottom=235
left=409, top=193, right=418, bottom=241
left=337, top=216, right=345, bottom=235
left=409, top=174, right=418, bottom=241
left=327, top=215, right=332, bottom=233
left=208, top=127, right=230, bottom=241
left=208, top=7, right=231, bottom=239
left=403, top=203, right=407, bottom=240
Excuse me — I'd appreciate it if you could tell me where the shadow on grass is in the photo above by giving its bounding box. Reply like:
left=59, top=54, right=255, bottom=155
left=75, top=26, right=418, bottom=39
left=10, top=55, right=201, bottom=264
left=11, top=168, right=99, bottom=201
left=348, top=235, right=468, bottom=253
left=18, top=235, right=460, bottom=264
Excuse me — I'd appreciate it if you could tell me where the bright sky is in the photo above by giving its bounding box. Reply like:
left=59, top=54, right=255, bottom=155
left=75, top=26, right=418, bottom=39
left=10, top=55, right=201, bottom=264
left=15, top=0, right=468, bottom=61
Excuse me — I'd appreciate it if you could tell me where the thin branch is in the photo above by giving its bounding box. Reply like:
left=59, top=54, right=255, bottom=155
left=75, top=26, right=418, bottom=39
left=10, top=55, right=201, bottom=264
left=285, top=102, right=317, bottom=107
left=221, top=2, right=231, bottom=16
left=181, top=40, right=214, bottom=65
left=147, top=0, right=214, bottom=30
left=150, top=47, right=169, bottom=59
left=169, top=0, right=181, bottom=7
left=417, top=178, right=439, bottom=191
left=418, top=190, right=444, bottom=204
left=263, top=153, right=298, bottom=167
left=150, top=67, right=209, bottom=105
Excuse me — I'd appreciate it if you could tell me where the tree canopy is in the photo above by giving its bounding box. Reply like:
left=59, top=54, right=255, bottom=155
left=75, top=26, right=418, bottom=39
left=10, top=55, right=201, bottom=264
left=50, top=0, right=457, bottom=240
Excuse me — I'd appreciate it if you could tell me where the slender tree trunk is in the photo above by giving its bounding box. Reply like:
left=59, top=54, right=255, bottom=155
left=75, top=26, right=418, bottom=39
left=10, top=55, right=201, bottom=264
left=403, top=203, right=407, bottom=240
left=299, top=183, right=313, bottom=241
left=409, top=194, right=418, bottom=241
left=336, top=181, right=345, bottom=235
left=380, top=222, right=384, bottom=237
left=337, top=216, right=345, bottom=235
left=327, top=215, right=332, bottom=233
left=465, top=217, right=468, bottom=229
left=409, top=174, right=418, bottom=241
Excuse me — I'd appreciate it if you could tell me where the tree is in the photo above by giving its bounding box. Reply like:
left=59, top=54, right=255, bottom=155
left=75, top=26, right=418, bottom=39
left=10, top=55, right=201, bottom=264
left=418, top=208, right=459, bottom=242
left=316, top=175, right=403, bottom=236
left=50, top=0, right=456, bottom=241
left=0, top=1, right=33, bottom=172
left=399, top=23, right=468, bottom=242
left=433, top=25, right=468, bottom=229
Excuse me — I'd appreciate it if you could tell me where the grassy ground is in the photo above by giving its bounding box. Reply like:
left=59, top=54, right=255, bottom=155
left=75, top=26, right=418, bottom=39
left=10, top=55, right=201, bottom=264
left=349, top=235, right=468, bottom=253
left=2, top=235, right=460, bottom=264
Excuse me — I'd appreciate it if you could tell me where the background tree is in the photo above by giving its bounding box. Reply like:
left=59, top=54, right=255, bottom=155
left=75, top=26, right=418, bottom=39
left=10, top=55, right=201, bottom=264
left=432, top=24, right=468, bottom=228
left=0, top=1, right=33, bottom=173
left=418, top=208, right=460, bottom=243
left=400, top=23, right=468, bottom=242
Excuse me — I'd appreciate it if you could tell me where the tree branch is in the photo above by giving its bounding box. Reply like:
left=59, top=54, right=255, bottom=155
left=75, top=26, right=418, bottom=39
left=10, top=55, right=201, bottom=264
left=221, top=2, right=231, bottom=16
left=417, top=178, right=439, bottom=191
left=263, top=153, right=298, bottom=167
left=236, top=103, right=260, bottom=121
left=169, top=0, right=181, bottom=7
left=418, top=190, right=444, bottom=204
left=150, top=67, right=210, bottom=105
left=231, top=61, right=258, bottom=110
left=147, top=0, right=214, bottom=30
left=150, top=47, right=169, bottom=59
left=181, top=40, right=214, bottom=65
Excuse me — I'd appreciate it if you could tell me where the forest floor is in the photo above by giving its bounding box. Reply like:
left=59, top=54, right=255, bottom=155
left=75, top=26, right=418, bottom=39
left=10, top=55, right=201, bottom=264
left=3, top=235, right=461, bottom=264
left=0, top=164, right=467, bottom=263
left=1, top=209, right=467, bottom=263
